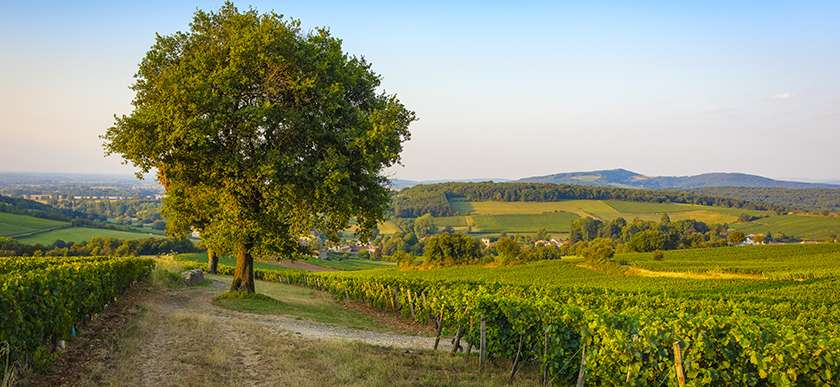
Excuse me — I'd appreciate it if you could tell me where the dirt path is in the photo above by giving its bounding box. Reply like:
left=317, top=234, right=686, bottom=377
left=30, top=279, right=468, bottom=386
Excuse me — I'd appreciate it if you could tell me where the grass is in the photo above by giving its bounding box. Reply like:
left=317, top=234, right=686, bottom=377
left=0, top=212, right=68, bottom=237
left=304, top=258, right=394, bottom=271
left=335, top=243, right=840, bottom=297
left=470, top=212, right=578, bottom=233
left=438, top=199, right=840, bottom=239
left=177, top=252, right=391, bottom=272
left=17, top=226, right=161, bottom=244
left=731, top=214, right=840, bottom=241
left=177, top=251, right=295, bottom=272
left=377, top=220, right=401, bottom=234
left=66, top=295, right=537, bottom=386
left=459, top=199, right=764, bottom=226
left=211, top=285, right=386, bottom=331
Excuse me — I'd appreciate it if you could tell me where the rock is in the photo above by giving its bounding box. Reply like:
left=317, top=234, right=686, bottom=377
left=181, top=269, right=204, bottom=286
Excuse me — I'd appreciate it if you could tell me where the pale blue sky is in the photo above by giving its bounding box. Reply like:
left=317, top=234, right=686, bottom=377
left=1, top=1, right=838, bottom=181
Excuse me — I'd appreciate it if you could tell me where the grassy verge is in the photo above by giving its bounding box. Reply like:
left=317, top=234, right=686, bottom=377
left=209, top=274, right=392, bottom=332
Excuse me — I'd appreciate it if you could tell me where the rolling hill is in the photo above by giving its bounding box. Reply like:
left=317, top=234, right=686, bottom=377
left=518, top=168, right=840, bottom=189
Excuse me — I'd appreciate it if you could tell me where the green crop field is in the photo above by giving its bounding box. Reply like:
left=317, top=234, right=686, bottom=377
left=438, top=199, right=777, bottom=236
left=331, top=243, right=840, bottom=295
left=430, top=215, right=468, bottom=228
left=274, top=243, right=840, bottom=384
left=732, top=214, right=840, bottom=241
left=377, top=220, right=401, bottom=234
left=304, top=258, right=395, bottom=271
left=0, top=212, right=68, bottom=237
left=469, top=212, right=578, bottom=233
left=618, top=244, right=840, bottom=279
left=18, top=227, right=161, bottom=244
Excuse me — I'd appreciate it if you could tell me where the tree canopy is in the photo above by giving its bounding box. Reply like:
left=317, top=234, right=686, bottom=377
left=104, top=3, right=414, bottom=291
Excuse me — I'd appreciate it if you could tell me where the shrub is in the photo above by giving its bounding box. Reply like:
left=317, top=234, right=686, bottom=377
left=582, top=238, right=615, bottom=261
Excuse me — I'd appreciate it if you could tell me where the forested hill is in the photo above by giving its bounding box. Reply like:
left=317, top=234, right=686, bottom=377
left=519, top=168, right=839, bottom=189
left=0, top=194, right=101, bottom=222
left=391, top=182, right=773, bottom=218
left=685, top=187, right=840, bottom=212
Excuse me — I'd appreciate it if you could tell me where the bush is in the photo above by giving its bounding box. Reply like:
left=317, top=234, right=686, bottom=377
left=582, top=238, right=615, bottom=261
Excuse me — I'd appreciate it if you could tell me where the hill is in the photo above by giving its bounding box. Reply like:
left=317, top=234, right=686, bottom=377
left=518, top=168, right=840, bottom=189
left=391, top=181, right=773, bottom=218
left=0, top=194, right=100, bottom=222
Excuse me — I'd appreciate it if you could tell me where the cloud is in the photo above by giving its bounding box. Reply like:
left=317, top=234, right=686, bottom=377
left=771, top=92, right=795, bottom=100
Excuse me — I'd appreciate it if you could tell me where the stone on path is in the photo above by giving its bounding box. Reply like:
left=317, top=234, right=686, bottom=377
left=181, top=269, right=204, bottom=286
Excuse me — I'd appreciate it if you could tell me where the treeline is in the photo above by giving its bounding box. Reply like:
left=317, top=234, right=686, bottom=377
left=569, top=214, right=733, bottom=251
left=392, top=182, right=780, bottom=217
left=391, top=186, right=456, bottom=217
left=58, top=199, right=164, bottom=228
left=375, top=212, right=799, bottom=267
left=0, top=194, right=103, bottom=222
left=0, top=236, right=197, bottom=257
left=686, top=187, right=840, bottom=213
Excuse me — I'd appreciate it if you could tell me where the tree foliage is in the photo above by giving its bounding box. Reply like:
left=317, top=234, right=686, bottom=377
left=103, top=3, right=414, bottom=291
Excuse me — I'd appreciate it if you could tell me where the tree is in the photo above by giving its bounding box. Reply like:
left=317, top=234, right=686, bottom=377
left=422, top=233, right=482, bottom=265
left=728, top=231, right=746, bottom=245
left=104, top=3, right=414, bottom=292
left=413, top=214, right=437, bottom=238
left=494, top=236, right=522, bottom=264
left=627, top=230, right=669, bottom=252
left=582, top=238, right=615, bottom=261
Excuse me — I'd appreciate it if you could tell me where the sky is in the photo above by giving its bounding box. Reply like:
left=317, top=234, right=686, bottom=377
left=1, top=1, right=839, bottom=182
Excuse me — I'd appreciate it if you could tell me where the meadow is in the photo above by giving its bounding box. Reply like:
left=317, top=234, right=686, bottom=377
left=18, top=226, right=161, bottom=244
left=177, top=251, right=394, bottom=272
left=391, top=199, right=772, bottom=237
left=732, top=214, right=840, bottom=241
left=386, top=198, right=840, bottom=241
left=0, top=212, right=68, bottom=237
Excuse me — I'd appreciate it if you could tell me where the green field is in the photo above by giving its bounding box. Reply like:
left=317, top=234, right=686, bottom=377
left=732, top=214, right=840, bottom=241
left=424, top=199, right=773, bottom=236
left=18, top=227, right=161, bottom=244
left=177, top=252, right=393, bottom=272
left=469, top=212, right=577, bottom=233
left=332, top=243, right=840, bottom=297
left=0, top=212, right=68, bottom=237
left=177, top=252, right=296, bottom=272
left=304, top=258, right=395, bottom=271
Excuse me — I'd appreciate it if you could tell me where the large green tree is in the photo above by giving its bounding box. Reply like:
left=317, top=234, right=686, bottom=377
left=104, top=3, right=414, bottom=292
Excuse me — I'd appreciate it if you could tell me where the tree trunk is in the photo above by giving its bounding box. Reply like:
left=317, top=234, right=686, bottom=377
left=230, top=239, right=255, bottom=293
left=207, top=248, right=218, bottom=274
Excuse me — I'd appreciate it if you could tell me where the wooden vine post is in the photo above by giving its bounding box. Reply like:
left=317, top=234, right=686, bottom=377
left=575, top=343, right=586, bottom=387
left=433, top=305, right=445, bottom=350
left=392, top=287, right=400, bottom=311
left=542, top=331, right=549, bottom=386
left=509, top=334, right=524, bottom=383
left=479, top=315, right=487, bottom=372
left=673, top=341, right=686, bottom=387
left=451, top=326, right=464, bottom=354
left=407, top=291, right=416, bottom=319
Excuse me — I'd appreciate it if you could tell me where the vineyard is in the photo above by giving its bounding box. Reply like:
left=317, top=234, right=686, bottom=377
left=0, top=255, right=153, bottom=370
left=186, top=244, right=840, bottom=385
